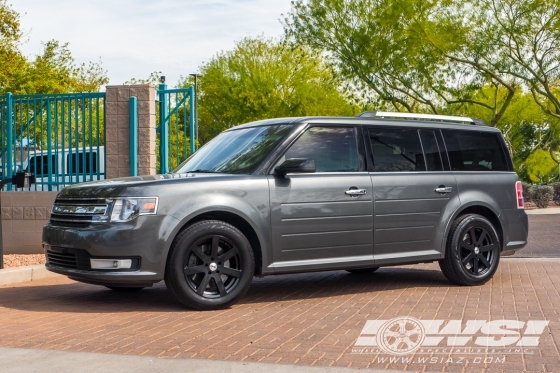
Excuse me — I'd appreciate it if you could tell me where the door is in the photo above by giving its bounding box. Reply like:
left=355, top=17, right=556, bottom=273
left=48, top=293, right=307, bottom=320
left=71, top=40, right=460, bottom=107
left=268, top=125, right=374, bottom=272
left=367, top=127, right=460, bottom=264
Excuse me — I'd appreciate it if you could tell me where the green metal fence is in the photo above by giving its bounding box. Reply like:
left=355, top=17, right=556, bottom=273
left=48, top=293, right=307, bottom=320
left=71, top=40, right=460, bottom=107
left=0, top=92, right=106, bottom=191
left=157, top=85, right=195, bottom=173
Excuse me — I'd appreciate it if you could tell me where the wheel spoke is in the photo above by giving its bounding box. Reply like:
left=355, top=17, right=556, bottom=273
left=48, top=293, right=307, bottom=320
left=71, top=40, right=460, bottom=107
left=184, top=265, right=207, bottom=276
left=191, top=245, right=209, bottom=262
left=476, top=230, right=489, bottom=246
left=196, top=273, right=211, bottom=295
left=219, top=266, right=242, bottom=278
left=479, top=255, right=491, bottom=269
left=469, top=228, right=477, bottom=245
left=462, top=252, right=475, bottom=265
left=461, top=242, right=474, bottom=250
left=210, top=236, right=220, bottom=259
left=213, top=274, right=227, bottom=296
left=480, top=244, right=495, bottom=253
left=473, top=257, right=479, bottom=274
left=219, top=247, right=239, bottom=262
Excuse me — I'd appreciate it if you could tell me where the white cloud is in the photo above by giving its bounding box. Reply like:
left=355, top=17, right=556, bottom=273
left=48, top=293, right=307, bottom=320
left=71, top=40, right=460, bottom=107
left=14, top=0, right=292, bottom=87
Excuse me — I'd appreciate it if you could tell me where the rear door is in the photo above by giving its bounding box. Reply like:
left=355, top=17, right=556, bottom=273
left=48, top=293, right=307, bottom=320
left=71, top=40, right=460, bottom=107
left=268, top=125, right=375, bottom=272
left=366, top=127, right=461, bottom=264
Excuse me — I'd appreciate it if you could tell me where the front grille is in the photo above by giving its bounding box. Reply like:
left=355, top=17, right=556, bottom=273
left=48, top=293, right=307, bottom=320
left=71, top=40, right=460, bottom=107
left=50, top=197, right=111, bottom=227
left=46, top=250, right=77, bottom=269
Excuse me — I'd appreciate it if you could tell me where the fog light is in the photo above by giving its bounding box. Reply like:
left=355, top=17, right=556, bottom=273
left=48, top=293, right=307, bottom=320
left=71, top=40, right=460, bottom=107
left=90, top=259, right=132, bottom=269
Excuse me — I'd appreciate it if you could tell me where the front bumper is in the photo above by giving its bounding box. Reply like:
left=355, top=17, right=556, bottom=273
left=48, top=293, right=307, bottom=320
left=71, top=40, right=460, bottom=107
left=42, top=214, right=176, bottom=286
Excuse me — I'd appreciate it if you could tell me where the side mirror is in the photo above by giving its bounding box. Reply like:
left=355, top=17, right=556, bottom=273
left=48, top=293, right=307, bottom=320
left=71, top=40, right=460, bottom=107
left=274, top=158, right=316, bottom=177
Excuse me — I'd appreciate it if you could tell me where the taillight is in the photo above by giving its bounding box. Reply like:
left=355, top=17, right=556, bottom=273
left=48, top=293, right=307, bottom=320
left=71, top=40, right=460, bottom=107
left=516, top=181, right=524, bottom=209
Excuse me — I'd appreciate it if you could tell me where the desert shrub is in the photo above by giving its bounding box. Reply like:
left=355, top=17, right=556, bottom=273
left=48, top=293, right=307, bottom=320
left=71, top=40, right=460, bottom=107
left=532, top=185, right=553, bottom=208
left=553, top=183, right=560, bottom=206
left=522, top=183, right=534, bottom=203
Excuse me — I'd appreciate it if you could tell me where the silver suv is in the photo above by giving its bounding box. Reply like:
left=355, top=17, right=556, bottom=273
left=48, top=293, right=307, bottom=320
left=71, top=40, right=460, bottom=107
left=43, top=112, right=528, bottom=310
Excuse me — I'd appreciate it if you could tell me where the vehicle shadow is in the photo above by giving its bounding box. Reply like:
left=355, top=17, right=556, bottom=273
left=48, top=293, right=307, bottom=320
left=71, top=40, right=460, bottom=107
left=0, top=266, right=449, bottom=314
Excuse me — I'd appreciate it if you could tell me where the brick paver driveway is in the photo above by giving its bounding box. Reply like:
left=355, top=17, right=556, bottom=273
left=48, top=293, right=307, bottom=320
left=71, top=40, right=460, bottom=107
left=1, top=259, right=559, bottom=373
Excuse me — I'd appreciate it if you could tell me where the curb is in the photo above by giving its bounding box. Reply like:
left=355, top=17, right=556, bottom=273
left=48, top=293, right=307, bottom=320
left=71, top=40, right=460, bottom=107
left=0, top=264, right=61, bottom=286
left=525, top=207, right=560, bottom=215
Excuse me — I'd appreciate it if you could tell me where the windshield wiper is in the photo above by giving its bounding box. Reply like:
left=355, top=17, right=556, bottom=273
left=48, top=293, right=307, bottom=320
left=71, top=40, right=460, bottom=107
left=185, top=169, right=222, bottom=173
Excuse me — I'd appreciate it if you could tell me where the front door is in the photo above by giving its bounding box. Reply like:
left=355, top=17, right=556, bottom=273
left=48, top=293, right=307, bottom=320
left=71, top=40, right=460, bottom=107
left=268, top=125, right=374, bottom=272
left=366, top=127, right=461, bottom=264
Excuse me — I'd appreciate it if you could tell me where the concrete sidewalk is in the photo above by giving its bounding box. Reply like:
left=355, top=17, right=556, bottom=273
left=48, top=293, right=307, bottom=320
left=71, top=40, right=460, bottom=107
left=0, top=264, right=60, bottom=286
left=0, top=347, right=410, bottom=373
left=525, top=207, right=560, bottom=214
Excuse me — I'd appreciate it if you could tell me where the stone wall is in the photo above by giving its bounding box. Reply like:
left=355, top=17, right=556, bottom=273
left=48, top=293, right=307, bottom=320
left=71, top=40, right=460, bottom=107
left=1, top=192, right=58, bottom=254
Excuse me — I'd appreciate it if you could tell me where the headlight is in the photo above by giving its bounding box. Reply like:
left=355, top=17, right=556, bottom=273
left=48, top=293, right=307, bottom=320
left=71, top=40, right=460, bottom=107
left=110, top=197, right=158, bottom=222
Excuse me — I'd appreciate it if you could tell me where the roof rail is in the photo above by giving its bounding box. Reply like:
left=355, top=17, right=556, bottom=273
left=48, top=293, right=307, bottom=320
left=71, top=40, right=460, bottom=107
left=357, top=111, right=487, bottom=126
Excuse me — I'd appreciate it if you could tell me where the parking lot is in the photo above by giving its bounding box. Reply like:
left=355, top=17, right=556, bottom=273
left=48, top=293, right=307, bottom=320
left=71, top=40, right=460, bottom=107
left=1, top=214, right=559, bottom=373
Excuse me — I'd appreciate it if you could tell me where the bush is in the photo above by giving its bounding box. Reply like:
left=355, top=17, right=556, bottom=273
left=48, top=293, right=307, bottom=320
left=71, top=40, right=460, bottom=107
left=522, top=183, right=534, bottom=203
left=553, top=183, right=560, bottom=206
left=532, top=185, right=553, bottom=208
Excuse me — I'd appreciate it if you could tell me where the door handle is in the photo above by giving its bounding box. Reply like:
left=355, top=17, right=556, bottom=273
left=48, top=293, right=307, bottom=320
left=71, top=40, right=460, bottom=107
left=435, top=186, right=453, bottom=194
left=345, top=188, right=367, bottom=196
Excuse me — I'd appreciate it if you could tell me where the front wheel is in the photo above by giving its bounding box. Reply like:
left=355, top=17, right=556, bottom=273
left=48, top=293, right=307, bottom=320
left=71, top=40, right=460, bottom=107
left=165, top=220, right=254, bottom=310
left=439, top=214, right=501, bottom=286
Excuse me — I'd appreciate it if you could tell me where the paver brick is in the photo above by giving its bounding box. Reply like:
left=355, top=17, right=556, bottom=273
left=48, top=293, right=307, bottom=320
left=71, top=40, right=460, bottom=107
left=0, top=261, right=559, bottom=372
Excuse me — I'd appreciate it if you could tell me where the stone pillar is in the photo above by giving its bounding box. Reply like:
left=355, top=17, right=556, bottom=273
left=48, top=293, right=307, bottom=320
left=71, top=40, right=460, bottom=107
left=105, top=84, right=156, bottom=178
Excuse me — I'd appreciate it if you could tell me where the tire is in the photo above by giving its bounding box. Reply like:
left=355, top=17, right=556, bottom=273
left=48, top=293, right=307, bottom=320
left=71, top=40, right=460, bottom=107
left=105, top=286, right=145, bottom=291
left=165, top=220, right=255, bottom=310
left=439, top=214, right=501, bottom=286
left=346, top=267, right=379, bottom=274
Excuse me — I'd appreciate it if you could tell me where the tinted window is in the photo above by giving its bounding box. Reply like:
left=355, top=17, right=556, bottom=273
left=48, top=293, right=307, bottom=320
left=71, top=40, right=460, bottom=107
left=419, top=130, right=443, bottom=171
left=28, top=155, right=57, bottom=176
left=284, top=127, right=359, bottom=172
left=175, top=125, right=293, bottom=174
left=369, top=128, right=425, bottom=172
left=67, top=152, right=97, bottom=173
left=442, top=129, right=508, bottom=171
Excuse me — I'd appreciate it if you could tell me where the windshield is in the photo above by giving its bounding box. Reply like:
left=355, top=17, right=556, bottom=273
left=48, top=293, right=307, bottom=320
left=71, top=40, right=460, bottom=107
left=174, top=124, right=294, bottom=174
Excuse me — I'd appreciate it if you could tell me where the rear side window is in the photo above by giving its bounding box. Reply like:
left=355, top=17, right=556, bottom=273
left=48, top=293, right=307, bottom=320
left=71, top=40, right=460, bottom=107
left=368, top=128, right=425, bottom=172
left=442, top=129, right=508, bottom=171
left=285, top=126, right=359, bottom=172
left=67, top=152, right=97, bottom=173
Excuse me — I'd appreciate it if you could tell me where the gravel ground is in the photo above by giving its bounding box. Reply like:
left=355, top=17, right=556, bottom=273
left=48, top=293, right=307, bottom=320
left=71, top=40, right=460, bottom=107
left=2, top=254, right=46, bottom=268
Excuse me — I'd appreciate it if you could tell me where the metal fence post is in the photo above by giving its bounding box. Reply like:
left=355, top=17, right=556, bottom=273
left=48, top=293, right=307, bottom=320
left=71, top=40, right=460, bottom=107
left=158, top=84, right=168, bottom=174
left=189, top=86, right=196, bottom=154
left=129, top=96, right=138, bottom=176
left=6, top=93, right=13, bottom=191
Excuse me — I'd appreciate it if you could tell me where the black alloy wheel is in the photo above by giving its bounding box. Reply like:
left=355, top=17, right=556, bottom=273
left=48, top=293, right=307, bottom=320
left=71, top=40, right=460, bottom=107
left=439, top=214, right=501, bottom=286
left=165, top=220, right=254, bottom=310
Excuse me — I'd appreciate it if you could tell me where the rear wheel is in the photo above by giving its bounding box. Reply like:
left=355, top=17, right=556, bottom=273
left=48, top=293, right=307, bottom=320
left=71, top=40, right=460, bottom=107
left=346, top=267, right=379, bottom=274
left=165, top=220, right=254, bottom=310
left=439, top=214, right=500, bottom=286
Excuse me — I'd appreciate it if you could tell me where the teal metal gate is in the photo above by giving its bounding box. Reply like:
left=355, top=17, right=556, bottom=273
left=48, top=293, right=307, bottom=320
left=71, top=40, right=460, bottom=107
left=0, top=92, right=106, bottom=191
left=157, top=84, right=196, bottom=174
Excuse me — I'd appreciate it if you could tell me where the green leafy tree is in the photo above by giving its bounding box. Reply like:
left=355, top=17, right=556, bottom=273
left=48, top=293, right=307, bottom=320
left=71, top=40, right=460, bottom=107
left=179, top=37, right=358, bottom=144
left=525, top=149, right=559, bottom=183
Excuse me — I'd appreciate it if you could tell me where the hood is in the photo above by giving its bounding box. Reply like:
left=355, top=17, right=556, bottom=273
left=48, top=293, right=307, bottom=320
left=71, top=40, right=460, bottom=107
left=57, top=173, right=238, bottom=198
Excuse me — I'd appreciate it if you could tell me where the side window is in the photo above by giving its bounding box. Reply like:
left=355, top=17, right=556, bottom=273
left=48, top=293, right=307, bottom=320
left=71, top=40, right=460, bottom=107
left=28, top=155, right=57, bottom=176
left=284, top=126, right=359, bottom=172
left=67, top=152, right=97, bottom=173
left=442, top=129, right=508, bottom=171
left=369, top=128, right=426, bottom=172
left=419, top=130, right=443, bottom=171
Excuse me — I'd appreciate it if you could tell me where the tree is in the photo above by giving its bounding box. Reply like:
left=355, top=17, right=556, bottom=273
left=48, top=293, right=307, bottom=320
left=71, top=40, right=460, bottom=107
left=0, top=1, right=108, bottom=94
left=284, top=0, right=560, bottom=126
left=179, top=37, right=358, bottom=144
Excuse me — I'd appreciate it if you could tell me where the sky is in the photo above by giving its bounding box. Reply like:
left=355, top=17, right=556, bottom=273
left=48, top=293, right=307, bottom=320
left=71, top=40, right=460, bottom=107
left=13, top=0, right=293, bottom=88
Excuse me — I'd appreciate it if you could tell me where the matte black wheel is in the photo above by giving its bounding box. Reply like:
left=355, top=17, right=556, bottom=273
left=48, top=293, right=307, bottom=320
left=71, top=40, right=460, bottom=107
left=346, top=267, right=379, bottom=274
left=105, top=286, right=145, bottom=291
left=439, top=214, right=500, bottom=286
left=165, top=220, right=254, bottom=310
